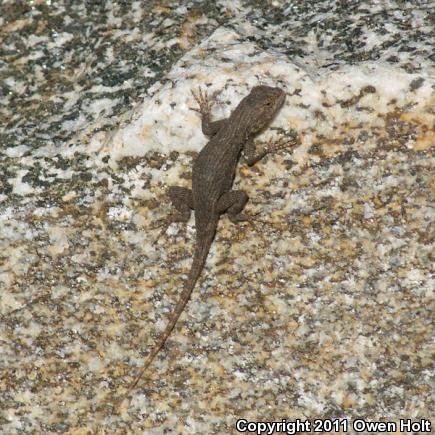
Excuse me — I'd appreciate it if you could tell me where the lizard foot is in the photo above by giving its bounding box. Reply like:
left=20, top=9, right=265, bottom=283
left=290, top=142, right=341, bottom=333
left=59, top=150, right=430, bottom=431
left=190, top=87, right=214, bottom=117
left=264, top=131, right=299, bottom=155
left=228, top=210, right=260, bottom=225
left=152, top=211, right=190, bottom=246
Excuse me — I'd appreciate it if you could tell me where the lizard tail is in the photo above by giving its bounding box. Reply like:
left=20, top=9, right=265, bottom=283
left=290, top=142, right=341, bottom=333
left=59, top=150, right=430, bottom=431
left=116, top=226, right=216, bottom=405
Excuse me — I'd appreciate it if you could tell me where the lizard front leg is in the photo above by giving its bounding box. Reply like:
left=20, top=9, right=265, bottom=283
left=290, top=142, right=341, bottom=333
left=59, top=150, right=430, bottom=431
left=243, top=134, right=298, bottom=166
left=191, top=87, right=228, bottom=136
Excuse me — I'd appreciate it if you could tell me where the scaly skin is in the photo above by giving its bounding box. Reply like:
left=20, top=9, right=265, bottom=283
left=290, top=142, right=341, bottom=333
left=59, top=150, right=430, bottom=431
left=117, top=85, right=287, bottom=405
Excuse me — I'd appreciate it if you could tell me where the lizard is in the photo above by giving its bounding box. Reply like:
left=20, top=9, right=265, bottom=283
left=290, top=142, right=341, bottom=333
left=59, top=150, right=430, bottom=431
left=117, top=85, right=288, bottom=404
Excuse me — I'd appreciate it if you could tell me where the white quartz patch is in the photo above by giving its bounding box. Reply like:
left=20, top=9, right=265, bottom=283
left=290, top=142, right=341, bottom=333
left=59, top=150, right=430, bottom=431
left=90, top=27, right=433, bottom=162
left=47, top=225, right=70, bottom=256
left=5, top=145, right=30, bottom=158
left=9, top=170, right=34, bottom=196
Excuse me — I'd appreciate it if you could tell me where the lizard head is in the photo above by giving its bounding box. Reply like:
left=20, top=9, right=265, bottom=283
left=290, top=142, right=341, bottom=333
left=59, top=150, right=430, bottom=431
left=244, top=85, right=285, bottom=134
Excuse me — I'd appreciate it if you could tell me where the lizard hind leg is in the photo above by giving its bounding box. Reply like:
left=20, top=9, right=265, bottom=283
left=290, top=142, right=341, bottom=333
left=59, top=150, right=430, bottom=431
left=168, top=186, right=194, bottom=220
left=153, top=186, right=193, bottom=245
left=217, top=190, right=249, bottom=224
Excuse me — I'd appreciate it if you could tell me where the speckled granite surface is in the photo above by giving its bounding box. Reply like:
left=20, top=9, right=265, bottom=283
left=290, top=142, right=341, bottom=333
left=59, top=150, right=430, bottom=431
left=0, top=1, right=433, bottom=433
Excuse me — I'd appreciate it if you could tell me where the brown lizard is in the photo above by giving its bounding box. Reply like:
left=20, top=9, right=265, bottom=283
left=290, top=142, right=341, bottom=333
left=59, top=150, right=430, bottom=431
left=118, top=85, right=288, bottom=404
